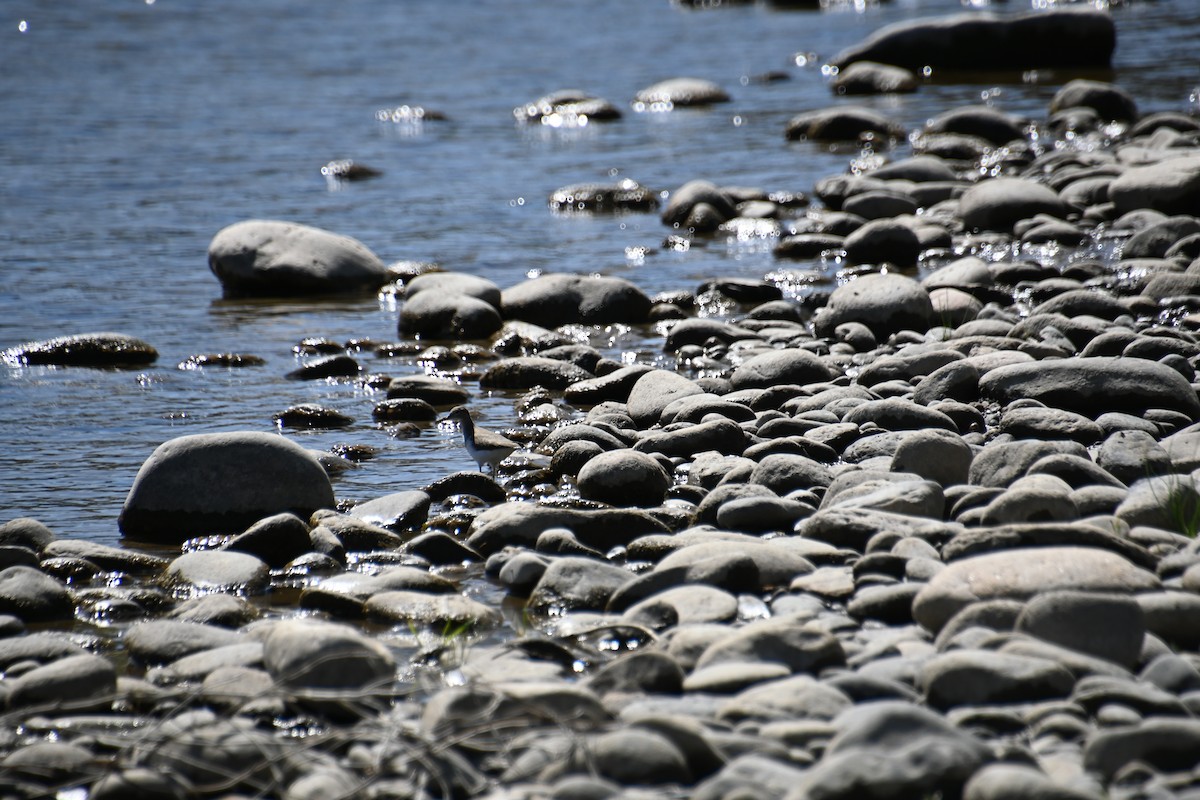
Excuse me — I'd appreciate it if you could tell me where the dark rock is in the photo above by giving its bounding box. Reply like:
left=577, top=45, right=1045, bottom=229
left=0, top=566, right=72, bottom=624
left=959, top=178, right=1069, bottom=233
left=785, top=106, right=904, bottom=142
left=2, top=332, right=157, bottom=368
left=577, top=449, right=671, bottom=507
left=502, top=273, right=651, bottom=327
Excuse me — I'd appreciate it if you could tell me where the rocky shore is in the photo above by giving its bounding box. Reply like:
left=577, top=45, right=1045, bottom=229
left=5, top=6, right=1200, bottom=800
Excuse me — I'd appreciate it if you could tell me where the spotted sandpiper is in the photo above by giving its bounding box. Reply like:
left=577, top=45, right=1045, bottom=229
left=440, top=405, right=518, bottom=474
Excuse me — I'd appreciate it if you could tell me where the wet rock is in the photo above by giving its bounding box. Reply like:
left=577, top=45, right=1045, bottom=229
left=1109, top=154, right=1200, bottom=216
left=502, top=273, right=651, bottom=327
left=222, top=512, right=313, bottom=568
left=169, top=594, right=259, bottom=628
left=813, top=272, right=933, bottom=339
left=843, top=219, right=921, bottom=268
left=0, top=518, right=56, bottom=552
left=550, top=180, right=658, bottom=213
left=1050, top=79, right=1137, bottom=122
left=41, top=539, right=166, bottom=573
left=959, top=178, right=1069, bottom=233
left=831, top=61, right=918, bottom=95
left=208, top=219, right=387, bottom=296
left=576, top=449, right=671, bottom=507
left=263, top=619, right=395, bottom=716
left=0, top=566, right=72, bottom=624
left=1016, top=590, right=1144, bottom=669
left=365, top=590, right=501, bottom=628
left=527, top=556, right=633, bottom=612
left=785, top=106, right=904, bottom=142
left=480, top=356, right=594, bottom=391
left=913, top=546, right=1160, bottom=633
left=2, top=332, right=158, bottom=368
left=517, top=89, right=622, bottom=124
left=386, top=374, right=471, bottom=406
left=926, top=105, right=1025, bottom=146
left=831, top=7, right=1115, bottom=71
left=399, top=291, right=503, bottom=340
left=162, top=550, right=269, bottom=595
left=119, top=431, right=335, bottom=543
left=273, top=403, right=353, bottom=429
left=125, top=620, right=244, bottom=664
left=347, top=490, right=431, bottom=532
left=634, top=77, right=730, bottom=108
left=6, top=652, right=117, bottom=712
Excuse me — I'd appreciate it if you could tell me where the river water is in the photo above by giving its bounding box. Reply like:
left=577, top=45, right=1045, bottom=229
left=1, top=0, right=1197, bottom=545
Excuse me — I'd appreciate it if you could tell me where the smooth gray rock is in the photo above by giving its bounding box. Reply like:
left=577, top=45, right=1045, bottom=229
left=1016, top=590, right=1145, bottom=669
left=586, top=651, right=685, bottom=696
left=263, top=619, right=395, bottom=714
left=913, top=546, right=1160, bottom=633
left=661, top=180, right=738, bottom=228
left=785, top=106, right=904, bottom=142
left=480, top=356, right=594, bottom=390
left=635, top=77, right=729, bottom=108
left=694, top=617, right=845, bottom=673
left=1115, top=474, right=1200, bottom=534
left=627, top=370, right=706, bottom=427
left=959, top=178, right=1069, bottom=233
left=208, top=219, right=387, bottom=296
left=983, top=356, right=1199, bottom=417
left=6, top=653, right=117, bottom=712
left=1083, top=718, right=1200, bottom=782
left=750, top=453, right=834, bottom=493
left=467, top=503, right=670, bottom=556
left=585, top=728, right=691, bottom=785
left=729, top=348, right=832, bottom=390
left=969, top=440, right=1089, bottom=488
left=502, top=273, right=650, bottom=327
left=633, top=418, right=747, bottom=458
left=891, top=428, right=973, bottom=486
left=921, top=649, right=1075, bottom=709
left=831, top=61, right=918, bottom=95
left=1097, top=429, right=1172, bottom=485
left=1109, top=155, right=1200, bottom=216
left=527, top=557, right=633, bottom=612
left=347, top=490, right=431, bottom=532
left=813, top=273, right=933, bottom=338
left=399, top=290, right=503, bottom=339
left=964, top=763, right=1100, bottom=800
left=843, top=218, right=922, bottom=268
left=577, top=449, right=671, bottom=507
left=1050, top=79, right=1137, bottom=122
left=718, top=674, right=853, bottom=723
left=119, top=431, right=335, bottom=542
left=125, top=620, right=244, bottom=664
left=223, top=512, right=312, bottom=568
left=404, top=271, right=501, bottom=308
left=844, top=398, right=957, bottom=432
left=162, top=550, right=269, bottom=594
left=0, top=566, right=72, bottom=624
left=364, top=590, right=502, bottom=628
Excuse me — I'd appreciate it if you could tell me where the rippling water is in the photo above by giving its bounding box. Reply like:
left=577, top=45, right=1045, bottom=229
left=2, top=0, right=1197, bottom=544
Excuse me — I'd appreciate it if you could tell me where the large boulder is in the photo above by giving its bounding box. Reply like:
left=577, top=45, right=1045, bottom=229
left=830, top=8, right=1116, bottom=72
left=119, top=432, right=336, bottom=543
left=207, top=220, right=388, bottom=296
left=501, top=273, right=651, bottom=328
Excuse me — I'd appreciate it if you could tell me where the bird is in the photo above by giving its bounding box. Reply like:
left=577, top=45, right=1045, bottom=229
left=440, top=405, right=518, bottom=474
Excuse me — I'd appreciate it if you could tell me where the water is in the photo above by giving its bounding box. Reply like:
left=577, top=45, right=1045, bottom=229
left=2, top=0, right=1197, bottom=544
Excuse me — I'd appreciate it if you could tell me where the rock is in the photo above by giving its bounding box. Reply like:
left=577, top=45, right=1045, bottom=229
left=125, top=620, right=243, bottom=664
left=790, top=700, right=991, bottom=800
left=959, top=178, right=1069, bottom=233
left=634, top=418, right=747, bottom=458
left=813, top=273, right=933, bottom=338
left=404, top=270, right=502, bottom=308
left=729, top=348, right=832, bottom=390
left=785, top=106, right=904, bottom=142
left=89, top=767, right=189, bottom=800
left=685, top=661, right=791, bottom=694
left=922, top=649, right=1075, bottom=709
left=844, top=398, right=957, bottom=432
left=585, top=728, right=691, bottom=785
left=626, top=371, right=706, bottom=428
left=587, top=651, right=685, bottom=696
left=364, top=590, right=501, bottom=628
left=527, top=557, right=633, bottom=612
left=964, top=762, right=1100, bottom=800
left=564, top=364, right=655, bottom=405
left=386, top=374, right=471, bottom=406
left=501, top=273, right=651, bottom=328
left=0, top=566, right=72, bottom=624
left=1050, top=79, right=1137, bottom=122
left=550, top=180, right=659, bottom=213
left=843, top=219, right=922, bottom=268
left=480, top=356, right=593, bottom=391
left=1121, top=215, right=1200, bottom=259
left=119, top=432, right=335, bottom=543
left=1115, top=474, right=1200, bottom=535
left=749, top=453, right=834, bottom=493
left=694, top=617, right=845, bottom=673
left=170, top=594, right=259, bottom=628
left=979, top=357, right=1200, bottom=419
left=663, top=317, right=758, bottom=352
left=1015, top=590, right=1144, bottom=668
left=891, top=429, right=973, bottom=486
left=968, top=440, right=1089, bottom=488
left=6, top=653, right=117, bottom=712
left=831, top=61, right=918, bottom=95
left=3, top=741, right=99, bottom=786
left=467, top=503, right=669, bottom=556
left=517, top=89, right=622, bottom=124
left=695, top=754, right=809, bottom=800
left=622, top=586, right=739, bottom=625
left=634, top=77, right=730, bottom=108
left=207, top=219, right=387, bottom=296
left=925, top=105, right=1025, bottom=146
left=2, top=332, right=158, bottom=367
left=1083, top=718, right=1200, bottom=782
left=162, top=550, right=269, bottom=594
left=830, top=7, right=1116, bottom=72
left=347, top=490, right=431, bottom=532
left=0, top=518, right=56, bottom=551
left=912, top=546, right=1160, bottom=633
left=223, top=512, right=313, bottom=568
left=399, top=291, right=502, bottom=339
left=999, top=406, right=1103, bottom=445
left=1109, top=155, right=1200, bottom=216
left=660, top=181, right=738, bottom=228
left=576, top=449, right=671, bottom=507
left=263, top=619, right=395, bottom=716
left=719, top=674, right=853, bottom=723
